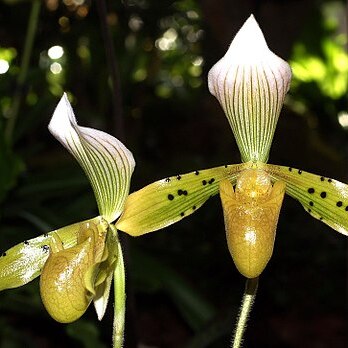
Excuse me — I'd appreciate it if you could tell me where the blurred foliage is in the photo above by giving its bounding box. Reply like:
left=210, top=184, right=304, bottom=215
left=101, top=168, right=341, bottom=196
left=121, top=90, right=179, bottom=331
left=287, top=1, right=348, bottom=154
left=0, top=0, right=347, bottom=347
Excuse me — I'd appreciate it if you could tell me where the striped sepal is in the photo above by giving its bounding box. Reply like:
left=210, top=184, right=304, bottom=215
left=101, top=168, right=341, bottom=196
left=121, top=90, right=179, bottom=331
left=49, top=94, right=135, bottom=223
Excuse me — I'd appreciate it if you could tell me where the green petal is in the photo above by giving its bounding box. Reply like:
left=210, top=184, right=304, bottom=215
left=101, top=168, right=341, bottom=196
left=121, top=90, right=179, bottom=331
left=93, top=227, right=119, bottom=321
left=265, top=164, right=348, bottom=235
left=116, top=163, right=248, bottom=236
left=49, top=93, right=135, bottom=223
left=208, top=15, right=291, bottom=163
left=0, top=216, right=104, bottom=291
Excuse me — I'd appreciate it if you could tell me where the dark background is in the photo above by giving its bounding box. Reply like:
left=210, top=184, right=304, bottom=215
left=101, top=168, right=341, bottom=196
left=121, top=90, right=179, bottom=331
left=0, top=0, right=347, bottom=347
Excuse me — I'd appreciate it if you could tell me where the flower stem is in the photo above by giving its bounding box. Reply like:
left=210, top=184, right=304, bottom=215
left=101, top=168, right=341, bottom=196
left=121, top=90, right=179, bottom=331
left=231, top=277, right=259, bottom=348
left=5, top=0, right=41, bottom=144
left=113, top=238, right=126, bottom=348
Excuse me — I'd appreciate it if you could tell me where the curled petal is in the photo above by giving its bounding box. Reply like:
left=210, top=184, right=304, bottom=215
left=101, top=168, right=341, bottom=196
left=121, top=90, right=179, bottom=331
left=208, top=15, right=292, bottom=163
left=49, top=93, right=135, bottom=223
left=93, top=227, right=119, bottom=321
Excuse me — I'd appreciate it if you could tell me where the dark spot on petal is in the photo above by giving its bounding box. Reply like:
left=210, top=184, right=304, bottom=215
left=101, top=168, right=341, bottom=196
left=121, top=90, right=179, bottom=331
left=336, top=201, right=343, bottom=207
left=2, top=252, right=6, bottom=257
left=345, top=206, right=348, bottom=211
left=320, top=176, right=325, bottom=182
left=320, top=192, right=327, bottom=198
left=289, top=167, right=293, bottom=172
left=308, top=208, right=311, bottom=213
left=176, top=175, right=181, bottom=180
left=308, top=188, right=315, bottom=194
left=298, top=170, right=302, bottom=174
left=193, top=205, right=196, bottom=210
left=202, top=180, right=207, bottom=186
left=178, top=190, right=184, bottom=196
left=24, top=241, right=29, bottom=245
left=208, top=178, right=215, bottom=184
left=224, top=165, right=228, bottom=168
left=183, top=190, right=188, bottom=196
left=328, top=179, right=332, bottom=183
left=319, top=217, right=323, bottom=221
left=180, top=212, right=185, bottom=217
left=165, top=178, right=171, bottom=183
left=309, top=201, right=314, bottom=206
left=42, top=245, right=49, bottom=252
left=168, top=194, right=174, bottom=201
left=44, top=233, right=48, bottom=238
left=195, top=170, right=199, bottom=175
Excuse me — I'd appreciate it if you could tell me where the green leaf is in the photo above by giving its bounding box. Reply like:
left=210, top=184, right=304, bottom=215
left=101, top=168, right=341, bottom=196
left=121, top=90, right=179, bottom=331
left=265, top=163, right=348, bottom=235
left=66, top=320, right=107, bottom=348
left=0, top=128, right=25, bottom=203
left=131, top=248, right=216, bottom=331
left=48, top=93, right=135, bottom=223
left=0, top=216, right=104, bottom=291
left=116, top=163, right=248, bottom=236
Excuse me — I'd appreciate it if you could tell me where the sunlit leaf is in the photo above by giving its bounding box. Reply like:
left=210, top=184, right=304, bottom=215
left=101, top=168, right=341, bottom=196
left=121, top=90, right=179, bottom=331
left=0, top=216, right=104, bottom=291
left=265, top=163, right=348, bottom=236
left=116, top=163, right=248, bottom=236
left=48, top=93, right=135, bottom=223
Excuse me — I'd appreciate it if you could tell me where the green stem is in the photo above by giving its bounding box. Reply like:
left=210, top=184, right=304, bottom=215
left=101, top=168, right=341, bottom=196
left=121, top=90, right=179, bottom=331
left=231, top=277, right=259, bottom=348
left=96, top=0, right=124, bottom=141
left=113, top=237, right=126, bottom=348
left=5, top=0, right=41, bottom=144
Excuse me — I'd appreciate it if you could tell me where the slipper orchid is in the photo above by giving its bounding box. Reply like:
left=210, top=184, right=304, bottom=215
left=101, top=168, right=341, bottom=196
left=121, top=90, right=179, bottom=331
left=0, top=94, right=135, bottom=347
left=116, top=15, right=348, bottom=278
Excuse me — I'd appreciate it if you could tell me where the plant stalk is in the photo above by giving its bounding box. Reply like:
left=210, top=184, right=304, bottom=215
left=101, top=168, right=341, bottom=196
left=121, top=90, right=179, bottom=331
left=231, top=277, right=259, bottom=348
left=96, top=0, right=124, bottom=141
left=5, top=0, right=41, bottom=144
left=113, top=234, right=126, bottom=348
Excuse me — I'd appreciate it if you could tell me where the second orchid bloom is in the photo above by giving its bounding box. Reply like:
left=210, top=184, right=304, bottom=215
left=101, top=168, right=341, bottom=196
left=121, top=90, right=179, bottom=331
left=0, top=94, right=134, bottom=347
left=117, top=15, right=348, bottom=278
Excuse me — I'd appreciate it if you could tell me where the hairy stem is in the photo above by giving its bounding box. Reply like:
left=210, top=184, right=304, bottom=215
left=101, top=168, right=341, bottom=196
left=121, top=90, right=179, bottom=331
left=5, top=0, right=41, bottom=144
left=231, top=277, right=259, bottom=348
left=113, top=236, right=126, bottom=348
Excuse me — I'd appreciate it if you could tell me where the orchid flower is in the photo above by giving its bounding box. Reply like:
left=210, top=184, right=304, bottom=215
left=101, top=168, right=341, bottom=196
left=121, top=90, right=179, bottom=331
left=116, top=15, right=348, bottom=280
left=0, top=94, right=135, bottom=348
